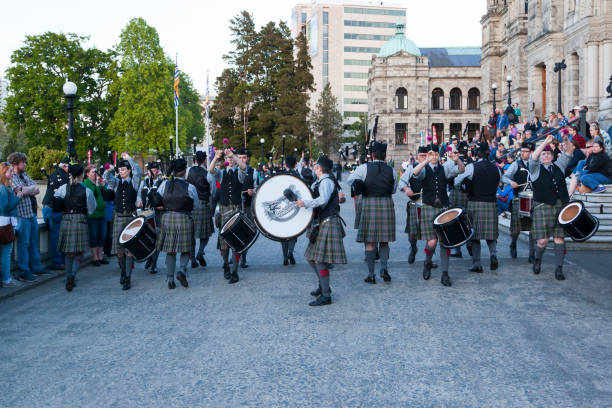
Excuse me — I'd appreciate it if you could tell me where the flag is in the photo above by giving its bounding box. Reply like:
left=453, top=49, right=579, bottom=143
left=432, top=126, right=438, bottom=145
left=204, top=71, right=210, bottom=120
left=174, top=62, right=180, bottom=108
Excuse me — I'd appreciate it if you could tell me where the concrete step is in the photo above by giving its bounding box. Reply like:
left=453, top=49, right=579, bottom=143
left=572, top=192, right=612, bottom=203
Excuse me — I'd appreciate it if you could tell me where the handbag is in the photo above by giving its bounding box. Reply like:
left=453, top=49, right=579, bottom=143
left=0, top=216, right=15, bottom=245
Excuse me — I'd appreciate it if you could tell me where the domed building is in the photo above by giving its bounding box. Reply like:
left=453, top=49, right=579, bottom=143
left=368, top=23, right=482, bottom=165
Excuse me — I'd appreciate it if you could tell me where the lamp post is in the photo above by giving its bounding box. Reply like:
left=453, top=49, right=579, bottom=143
left=506, top=76, right=512, bottom=107
left=504, top=76, right=517, bottom=124
left=260, top=137, right=265, bottom=165
left=491, top=83, right=497, bottom=112
left=553, top=59, right=567, bottom=113
left=281, top=134, right=286, bottom=164
left=63, top=81, right=77, bottom=159
left=193, top=136, right=197, bottom=154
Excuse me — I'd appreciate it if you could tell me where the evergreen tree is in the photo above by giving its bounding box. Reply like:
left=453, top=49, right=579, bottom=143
left=310, top=83, right=343, bottom=155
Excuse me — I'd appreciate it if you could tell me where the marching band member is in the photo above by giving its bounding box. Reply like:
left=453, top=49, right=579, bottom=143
left=529, top=134, right=575, bottom=280
left=153, top=158, right=200, bottom=289
left=296, top=156, right=346, bottom=306
left=448, top=144, right=472, bottom=258
left=137, top=161, right=163, bottom=274
left=399, top=146, right=426, bottom=264
left=281, top=155, right=301, bottom=265
left=42, top=157, right=71, bottom=270
left=411, top=146, right=465, bottom=287
left=104, top=153, right=142, bottom=290
left=186, top=151, right=214, bottom=268
left=348, top=142, right=397, bottom=284
left=237, top=148, right=255, bottom=268
left=209, top=148, right=247, bottom=284
left=54, top=164, right=96, bottom=291
left=454, top=142, right=502, bottom=273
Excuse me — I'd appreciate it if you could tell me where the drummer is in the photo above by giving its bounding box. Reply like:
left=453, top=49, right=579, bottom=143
left=281, top=155, right=301, bottom=266
left=529, top=134, right=575, bottom=280
left=103, top=153, right=142, bottom=290
left=347, top=141, right=397, bottom=284
left=54, top=164, right=96, bottom=292
left=296, top=156, right=346, bottom=306
left=398, top=146, right=427, bottom=264
left=448, top=144, right=473, bottom=258
left=137, top=161, right=164, bottom=274
left=502, top=141, right=536, bottom=261
left=186, top=151, right=214, bottom=269
left=208, top=148, right=247, bottom=284
left=454, top=142, right=501, bottom=273
left=237, top=148, right=256, bottom=269
left=411, top=145, right=465, bottom=287
left=153, top=158, right=200, bottom=289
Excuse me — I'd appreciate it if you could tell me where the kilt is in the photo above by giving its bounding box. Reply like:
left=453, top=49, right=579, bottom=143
left=531, top=201, right=565, bottom=240
left=156, top=211, right=195, bottom=253
left=404, top=201, right=422, bottom=240
left=111, top=213, right=135, bottom=255
left=510, top=197, right=532, bottom=235
left=192, top=200, right=214, bottom=239
left=354, top=197, right=362, bottom=230
left=217, top=203, right=241, bottom=251
left=58, top=213, right=89, bottom=253
left=305, top=216, right=347, bottom=264
left=449, top=188, right=468, bottom=209
left=467, top=200, right=499, bottom=241
left=356, top=196, right=396, bottom=243
left=419, top=203, right=443, bottom=241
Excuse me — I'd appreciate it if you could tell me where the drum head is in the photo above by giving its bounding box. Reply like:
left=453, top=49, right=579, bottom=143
left=558, top=201, right=583, bottom=225
left=253, top=174, right=313, bottom=240
left=433, top=208, right=462, bottom=225
left=221, top=212, right=242, bottom=233
left=119, top=217, right=144, bottom=244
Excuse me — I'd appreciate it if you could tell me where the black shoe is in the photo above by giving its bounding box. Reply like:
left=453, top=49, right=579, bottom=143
left=120, top=270, right=126, bottom=285
left=408, top=248, right=417, bottom=264
left=92, top=260, right=100, bottom=267
left=423, top=262, right=432, bottom=280
left=309, top=295, right=332, bottom=306
left=528, top=253, right=535, bottom=264
left=191, top=260, right=199, bottom=269
left=122, top=275, right=131, bottom=290
left=468, top=265, right=483, bottom=273
left=380, top=269, right=391, bottom=282
left=99, top=259, right=109, bottom=265
left=65, top=276, right=75, bottom=292
left=490, top=256, right=499, bottom=270
left=510, top=243, right=517, bottom=259
left=441, top=272, right=452, bottom=287
left=364, top=275, right=376, bottom=284
left=145, top=257, right=153, bottom=269
left=229, top=272, right=239, bottom=284
left=176, top=272, right=189, bottom=288
left=196, top=255, right=206, bottom=267
left=310, top=286, right=332, bottom=296
left=467, top=244, right=473, bottom=257
left=283, top=258, right=289, bottom=266
left=432, top=263, right=439, bottom=269
left=533, top=257, right=542, bottom=275
left=450, top=250, right=462, bottom=258
left=555, top=266, right=565, bottom=281
left=288, top=254, right=296, bottom=265
left=223, top=263, right=230, bottom=279
left=168, top=279, right=176, bottom=290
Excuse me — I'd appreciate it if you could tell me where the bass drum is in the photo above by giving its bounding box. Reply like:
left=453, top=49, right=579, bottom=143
left=253, top=174, right=313, bottom=241
left=119, top=216, right=156, bottom=262
left=220, top=212, right=259, bottom=254
left=558, top=200, right=599, bottom=242
left=432, top=207, right=474, bottom=248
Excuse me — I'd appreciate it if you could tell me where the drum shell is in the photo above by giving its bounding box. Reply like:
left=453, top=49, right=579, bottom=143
left=220, top=213, right=259, bottom=253
left=120, top=217, right=157, bottom=262
left=433, top=208, right=474, bottom=248
left=558, top=201, right=599, bottom=242
left=519, top=192, right=533, bottom=218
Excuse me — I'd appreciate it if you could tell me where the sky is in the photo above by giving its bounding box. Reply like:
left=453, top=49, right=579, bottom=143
left=0, top=0, right=485, bottom=95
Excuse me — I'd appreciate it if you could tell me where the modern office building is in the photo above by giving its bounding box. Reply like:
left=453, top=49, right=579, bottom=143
left=291, top=1, right=407, bottom=125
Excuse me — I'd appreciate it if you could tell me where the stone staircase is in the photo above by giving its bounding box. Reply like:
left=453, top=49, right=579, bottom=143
left=499, top=185, right=612, bottom=250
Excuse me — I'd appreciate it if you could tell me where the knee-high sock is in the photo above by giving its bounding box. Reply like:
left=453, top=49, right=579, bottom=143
left=197, top=238, right=208, bottom=258
left=179, top=253, right=189, bottom=274
left=166, top=254, right=176, bottom=279
left=529, top=237, right=536, bottom=256
left=125, top=256, right=133, bottom=277
left=486, top=240, right=497, bottom=257
left=511, top=233, right=519, bottom=245
left=316, top=262, right=330, bottom=297
left=535, top=244, right=546, bottom=260
left=440, top=247, right=450, bottom=272
left=471, top=241, right=481, bottom=267
left=425, top=244, right=436, bottom=263
left=287, top=238, right=297, bottom=255
left=281, top=241, right=288, bottom=258
left=72, top=256, right=81, bottom=278
left=231, top=251, right=240, bottom=273
left=149, top=250, right=159, bottom=270
left=379, top=245, right=389, bottom=271
left=365, top=250, right=376, bottom=277
left=118, top=254, right=126, bottom=273
left=221, top=250, right=229, bottom=265
left=65, top=256, right=74, bottom=278
left=409, top=236, right=417, bottom=251
left=308, top=261, right=321, bottom=289
left=554, top=242, right=566, bottom=267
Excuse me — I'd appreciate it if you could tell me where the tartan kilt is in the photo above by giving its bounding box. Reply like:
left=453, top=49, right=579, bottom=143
left=467, top=200, right=499, bottom=241
left=404, top=201, right=422, bottom=240
left=305, top=216, right=347, bottom=264
left=419, top=204, right=443, bottom=241
left=354, top=197, right=362, bottom=230
left=510, top=197, right=532, bottom=235
left=217, top=203, right=241, bottom=251
left=156, top=211, right=195, bottom=253
left=192, top=200, right=214, bottom=239
left=531, top=201, right=565, bottom=240
left=111, top=213, right=135, bottom=255
left=356, top=196, right=396, bottom=243
left=449, top=189, right=468, bottom=209
left=58, top=213, right=89, bottom=253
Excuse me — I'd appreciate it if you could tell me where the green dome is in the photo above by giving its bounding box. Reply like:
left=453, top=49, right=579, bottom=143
left=378, top=22, right=421, bottom=57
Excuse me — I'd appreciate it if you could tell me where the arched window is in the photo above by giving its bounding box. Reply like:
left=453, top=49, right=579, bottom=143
left=467, top=88, right=480, bottom=110
left=450, top=88, right=462, bottom=110
left=431, top=88, right=444, bottom=110
left=395, top=87, right=408, bottom=109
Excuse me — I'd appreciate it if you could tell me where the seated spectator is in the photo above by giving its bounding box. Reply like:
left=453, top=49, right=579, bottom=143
left=496, top=182, right=513, bottom=216
left=0, top=163, right=22, bottom=288
left=591, top=122, right=612, bottom=157
left=580, top=140, right=612, bottom=193
left=537, top=120, right=549, bottom=136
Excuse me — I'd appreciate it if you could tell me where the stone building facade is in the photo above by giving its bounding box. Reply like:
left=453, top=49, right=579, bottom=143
left=480, top=0, right=612, bottom=123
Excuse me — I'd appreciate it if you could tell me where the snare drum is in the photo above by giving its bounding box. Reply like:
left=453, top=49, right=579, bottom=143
left=119, top=216, right=157, bottom=262
left=432, top=207, right=474, bottom=248
left=220, top=212, right=259, bottom=253
left=558, top=200, right=599, bottom=242
left=519, top=191, right=533, bottom=217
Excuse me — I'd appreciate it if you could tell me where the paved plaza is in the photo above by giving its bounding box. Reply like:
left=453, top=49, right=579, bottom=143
left=1, top=179, right=611, bottom=407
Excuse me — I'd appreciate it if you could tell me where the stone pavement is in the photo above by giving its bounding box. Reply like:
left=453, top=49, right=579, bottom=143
left=1, top=177, right=611, bottom=407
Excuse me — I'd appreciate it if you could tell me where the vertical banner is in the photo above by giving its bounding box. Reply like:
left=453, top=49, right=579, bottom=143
left=87, top=150, right=92, bottom=165
left=113, top=151, right=117, bottom=166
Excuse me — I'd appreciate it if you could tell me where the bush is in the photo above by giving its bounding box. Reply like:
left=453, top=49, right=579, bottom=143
left=27, top=146, right=67, bottom=180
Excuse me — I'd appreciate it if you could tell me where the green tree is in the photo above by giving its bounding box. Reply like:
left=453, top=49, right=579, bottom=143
left=310, top=83, right=343, bottom=155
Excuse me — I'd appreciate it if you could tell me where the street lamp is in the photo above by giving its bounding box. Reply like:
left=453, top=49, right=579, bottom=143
left=491, top=83, right=497, bottom=112
left=63, top=81, right=77, bottom=159
left=553, top=59, right=567, bottom=113
left=281, top=134, right=286, bottom=163
left=193, top=136, right=197, bottom=154
left=260, top=137, right=265, bottom=165
left=505, top=76, right=516, bottom=124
